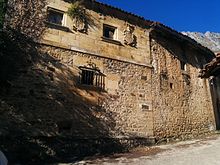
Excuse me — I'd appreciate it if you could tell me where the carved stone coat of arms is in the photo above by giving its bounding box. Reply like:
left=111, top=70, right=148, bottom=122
left=73, top=18, right=86, bottom=32
left=123, top=25, right=137, bottom=47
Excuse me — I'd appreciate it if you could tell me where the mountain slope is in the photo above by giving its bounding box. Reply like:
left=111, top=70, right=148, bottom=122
left=182, top=32, right=220, bottom=53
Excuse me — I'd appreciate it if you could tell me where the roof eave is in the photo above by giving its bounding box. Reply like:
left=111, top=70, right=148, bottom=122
left=150, top=23, right=215, bottom=57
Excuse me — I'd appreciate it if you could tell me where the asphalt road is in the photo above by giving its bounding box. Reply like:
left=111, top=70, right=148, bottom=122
left=72, top=134, right=220, bottom=165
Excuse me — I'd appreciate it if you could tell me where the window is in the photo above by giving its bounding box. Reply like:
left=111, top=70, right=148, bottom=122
left=141, top=76, right=147, bottom=80
left=180, top=61, right=187, bottom=71
left=170, top=83, right=173, bottom=89
left=79, top=66, right=105, bottom=90
left=81, top=69, right=94, bottom=85
left=103, top=24, right=117, bottom=40
left=47, top=8, right=64, bottom=25
left=140, top=102, right=152, bottom=111
left=142, top=104, right=149, bottom=111
left=141, top=103, right=152, bottom=111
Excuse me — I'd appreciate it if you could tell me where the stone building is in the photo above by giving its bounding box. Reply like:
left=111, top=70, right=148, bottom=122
left=40, top=0, right=217, bottom=139
left=200, top=53, right=220, bottom=130
left=1, top=0, right=218, bottom=163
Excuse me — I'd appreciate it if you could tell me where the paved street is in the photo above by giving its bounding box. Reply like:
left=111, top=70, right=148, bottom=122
left=71, top=135, right=220, bottom=165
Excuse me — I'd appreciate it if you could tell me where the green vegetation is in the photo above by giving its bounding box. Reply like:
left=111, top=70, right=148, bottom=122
left=66, top=1, right=86, bottom=21
left=66, top=0, right=95, bottom=32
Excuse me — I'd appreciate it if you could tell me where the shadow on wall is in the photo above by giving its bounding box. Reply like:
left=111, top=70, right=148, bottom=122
left=0, top=27, right=125, bottom=164
left=0, top=0, right=125, bottom=163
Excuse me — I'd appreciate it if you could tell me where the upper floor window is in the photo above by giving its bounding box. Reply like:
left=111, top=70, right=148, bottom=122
left=103, top=24, right=117, bottom=40
left=47, top=8, right=64, bottom=26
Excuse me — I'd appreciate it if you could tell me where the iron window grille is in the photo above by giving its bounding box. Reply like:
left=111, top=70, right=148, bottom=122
left=79, top=66, right=105, bottom=90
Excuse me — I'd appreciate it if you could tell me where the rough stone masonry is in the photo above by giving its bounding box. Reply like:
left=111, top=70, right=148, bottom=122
left=0, top=0, right=218, bottom=163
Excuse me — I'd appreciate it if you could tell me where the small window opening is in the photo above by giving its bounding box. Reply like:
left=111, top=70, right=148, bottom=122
left=170, top=83, right=173, bottom=89
left=103, top=24, right=117, bottom=40
left=81, top=69, right=94, bottom=85
left=142, top=104, right=149, bottom=111
left=79, top=66, right=105, bottom=90
left=180, top=61, right=187, bottom=71
left=47, top=8, right=64, bottom=25
left=141, top=76, right=147, bottom=80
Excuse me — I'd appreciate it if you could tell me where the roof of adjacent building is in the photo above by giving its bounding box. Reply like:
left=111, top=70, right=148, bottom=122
left=199, top=53, right=220, bottom=78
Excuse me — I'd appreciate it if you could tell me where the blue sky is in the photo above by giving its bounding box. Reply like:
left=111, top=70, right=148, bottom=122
left=97, top=0, right=219, bottom=33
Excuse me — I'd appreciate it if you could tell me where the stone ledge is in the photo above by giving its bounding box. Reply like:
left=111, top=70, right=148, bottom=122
left=101, top=36, right=122, bottom=46
left=39, top=40, right=153, bottom=68
left=44, top=21, right=70, bottom=32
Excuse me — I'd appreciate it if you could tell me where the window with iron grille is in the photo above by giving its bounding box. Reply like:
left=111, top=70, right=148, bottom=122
left=79, top=66, right=105, bottom=90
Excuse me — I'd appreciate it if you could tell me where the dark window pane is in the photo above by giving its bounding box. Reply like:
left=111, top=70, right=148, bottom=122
left=48, top=10, right=63, bottom=25
left=103, top=25, right=116, bottom=39
left=81, top=70, right=87, bottom=84
left=81, top=70, right=94, bottom=85
left=79, top=67, right=105, bottom=90
left=142, top=104, right=149, bottom=110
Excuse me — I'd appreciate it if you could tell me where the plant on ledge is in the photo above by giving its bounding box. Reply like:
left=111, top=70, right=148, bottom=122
left=67, top=0, right=93, bottom=33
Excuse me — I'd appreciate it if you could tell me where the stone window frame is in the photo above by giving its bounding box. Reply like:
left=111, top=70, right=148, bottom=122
left=45, top=7, right=69, bottom=31
left=79, top=66, right=106, bottom=90
left=101, top=24, right=122, bottom=45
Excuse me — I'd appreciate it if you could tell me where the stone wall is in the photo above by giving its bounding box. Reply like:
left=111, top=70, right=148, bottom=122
left=39, top=44, right=154, bottom=138
left=0, top=42, right=153, bottom=138
left=151, top=34, right=216, bottom=141
left=4, top=0, right=47, bottom=40
left=0, top=40, right=154, bottom=163
left=2, top=0, right=218, bottom=163
left=2, top=0, right=154, bottom=162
